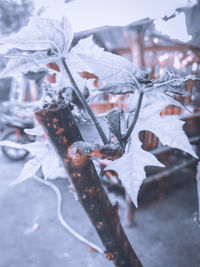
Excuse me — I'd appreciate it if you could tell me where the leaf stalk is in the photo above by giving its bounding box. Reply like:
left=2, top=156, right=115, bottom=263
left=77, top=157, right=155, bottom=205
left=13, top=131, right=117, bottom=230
left=122, top=90, right=144, bottom=142
left=60, top=57, right=108, bottom=145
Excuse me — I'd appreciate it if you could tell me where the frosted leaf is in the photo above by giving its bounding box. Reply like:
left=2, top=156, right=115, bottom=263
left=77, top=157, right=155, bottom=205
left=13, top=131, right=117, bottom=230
left=106, top=108, right=122, bottom=141
left=0, top=16, right=73, bottom=55
left=79, top=50, right=145, bottom=81
left=10, top=158, right=41, bottom=185
left=41, top=149, right=60, bottom=179
left=141, top=114, right=197, bottom=158
left=107, top=91, right=197, bottom=207
left=0, top=140, right=23, bottom=149
left=23, top=141, right=49, bottom=157
left=24, top=126, right=45, bottom=137
left=77, top=37, right=146, bottom=92
left=4, top=139, right=67, bottom=183
left=70, top=35, right=104, bottom=58
left=99, top=82, right=136, bottom=95
left=0, top=51, right=55, bottom=78
left=152, top=72, right=200, bottom=95
left=106, top=141, right=164, bottom=207
left=63, top=36, right=104, bottom=92
left=48, top=166, right=67, bottom=180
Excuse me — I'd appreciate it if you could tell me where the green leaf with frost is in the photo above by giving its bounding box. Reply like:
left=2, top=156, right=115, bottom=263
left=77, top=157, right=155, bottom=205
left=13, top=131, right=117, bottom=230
left=140, top=114, right=197, bottom=158
left=1, top=139, right=67, bottom=183
left=0, top=140, right=23, bottom=149
left=23, top=141, right=49, bottom=157
left=106, top=93, right=197, bottom=207
left=106, top=108, right=122, bottom=141
left=0, top=16, right=73, bottom=55
left=69, top=35, right=104, bottom=59
left=99, top=82, right=136, bottom=95
left=77, top=38, right=146, bottom=92
left=10, top=157, right=41, bottom=186
left=63, top=36, right=104, bottom=92
left=0, top=51, right=55, bottom=78
left=41, top=150, right=60, bottom=179
left=79, top=49, right=144, bottom=81
left=24, top=126, right=45, bottom=136
left=151, top=72, right=200, bottom=95
left=106, top=141, right=164, bottom=207
left=47, top=166, right=67, bottom=180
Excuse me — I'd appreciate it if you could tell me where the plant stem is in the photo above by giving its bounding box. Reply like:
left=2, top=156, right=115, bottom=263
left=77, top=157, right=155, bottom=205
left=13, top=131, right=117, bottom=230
left=122, top=90, right=144, bottom=142
left=33, top=175, right=104, bottom=254
left=35, top=104, right=142, bottom=267
left=60, top=57, right=108, bottom=145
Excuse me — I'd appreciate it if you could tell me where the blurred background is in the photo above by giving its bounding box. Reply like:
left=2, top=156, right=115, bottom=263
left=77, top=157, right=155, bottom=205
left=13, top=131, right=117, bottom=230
left=0, top=1, right=200, bottom=266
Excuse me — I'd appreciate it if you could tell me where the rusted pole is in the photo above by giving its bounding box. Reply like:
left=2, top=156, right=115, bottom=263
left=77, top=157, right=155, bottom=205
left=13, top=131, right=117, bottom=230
left=35, top=103, right=142, bottom=267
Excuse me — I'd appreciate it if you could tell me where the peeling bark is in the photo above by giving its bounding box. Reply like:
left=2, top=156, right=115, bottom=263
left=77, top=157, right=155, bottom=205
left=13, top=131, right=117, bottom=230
left=35, top=103, right=142, bottom=267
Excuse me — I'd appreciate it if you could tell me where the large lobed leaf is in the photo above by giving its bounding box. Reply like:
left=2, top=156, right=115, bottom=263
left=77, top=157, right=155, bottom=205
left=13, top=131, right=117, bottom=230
left=0, top=137, right=68, bottom=184
left=0, top=17, right=74, bottom=78
left=106, top=93, right=198, bottom=207
left=77, top=37, right=146, bottom=94
left=106, top=140, right=164, bottom=207
left=0, top=16, right=73, bottom=56
left=0, top=51, right=55, bottom=78
left=10, top=157, right=41, bottom=186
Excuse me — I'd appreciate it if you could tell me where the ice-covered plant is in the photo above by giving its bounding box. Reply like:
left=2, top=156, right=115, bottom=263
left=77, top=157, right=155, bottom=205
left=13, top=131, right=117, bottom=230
left=0, top=16, right=199, bottom=266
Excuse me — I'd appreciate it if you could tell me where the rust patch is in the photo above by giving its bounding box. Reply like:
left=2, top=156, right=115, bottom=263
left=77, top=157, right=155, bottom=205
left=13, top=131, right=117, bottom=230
left=105, top=252, right=114, bottom=261
left=85, top=186, right=100, bottom=195
left=56, top=128, right=64, bottom=135
left=63, top=136, right=68, bottom=144
left=53, top=117, right=59, bottom=123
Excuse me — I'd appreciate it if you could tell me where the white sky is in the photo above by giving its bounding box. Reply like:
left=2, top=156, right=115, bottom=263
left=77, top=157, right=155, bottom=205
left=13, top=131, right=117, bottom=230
left=34, top=0, right=194, bottom=41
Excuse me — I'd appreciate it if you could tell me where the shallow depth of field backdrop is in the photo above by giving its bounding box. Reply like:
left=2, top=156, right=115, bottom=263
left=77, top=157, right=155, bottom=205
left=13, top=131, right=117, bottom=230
left=0, top=0, right=200, bottom=267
